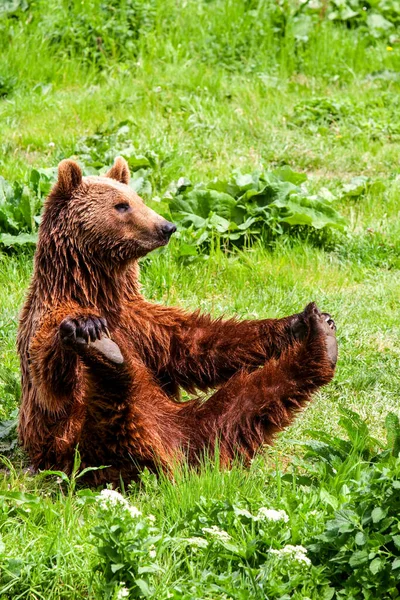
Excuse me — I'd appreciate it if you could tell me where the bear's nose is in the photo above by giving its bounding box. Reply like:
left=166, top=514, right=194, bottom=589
left=161, top=221, right=177, bottom=239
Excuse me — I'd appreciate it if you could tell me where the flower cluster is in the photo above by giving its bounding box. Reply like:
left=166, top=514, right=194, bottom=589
left=116, top=586, right=130, bottom=599
left=235, top=506, right=289, bottom=523
left=185, top=537, right=209, bottom=549
left=257, top=508, right=289, bottom=523
left=97, top=489, right=142, bottom=520
left=202, top=525, right=231, bottom=542
left=270, top=544, right=311, bottom=566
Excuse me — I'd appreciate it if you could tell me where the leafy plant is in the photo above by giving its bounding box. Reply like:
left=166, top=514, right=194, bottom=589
left=0, top=169, right=53, bottom=248
left=286, top=408, right=400, bottom=599
left=0, top=155, right=346, bottom=255
left=91, top=489, right=161, bottom=599
left=0, top=410, right=18, bottom=454
left=165, top=166, right=346, bottom=257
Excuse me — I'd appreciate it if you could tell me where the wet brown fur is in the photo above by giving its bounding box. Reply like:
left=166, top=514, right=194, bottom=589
left=17, top=158, right=337, bottom=486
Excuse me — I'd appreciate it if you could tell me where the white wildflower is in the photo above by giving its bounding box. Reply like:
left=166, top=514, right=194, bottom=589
left=186, top=537, right=209, bottom=549
left=97, top=489, right=142, bottom=518
left=116, top=586, right=130, bottom=599
left=257, top=508, right=289, bottom=523
left=270, top=544, right=311, bottom=566
left=234, top=508, right=254, bottom=519
left=147, top=514, right=156, bottom=523
left=98, top=489, right=126, bottom=508
left=127, top=505, right=142, bottom=518
left=202, top=526, right=231, bottom=542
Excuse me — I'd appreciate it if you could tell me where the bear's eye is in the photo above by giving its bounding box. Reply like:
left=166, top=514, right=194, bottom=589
left=115, top=202, right=131, bottom=213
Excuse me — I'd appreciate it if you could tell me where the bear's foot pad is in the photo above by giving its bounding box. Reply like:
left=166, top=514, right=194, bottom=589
left=292, top=302, right=338, bottom=367
left=307, top=304, right=338, bottom=368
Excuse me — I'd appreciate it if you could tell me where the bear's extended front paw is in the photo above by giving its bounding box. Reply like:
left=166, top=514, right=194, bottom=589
left=60, top=316, right=110, bottom=345
left=60, top=316, right=124, bottom=365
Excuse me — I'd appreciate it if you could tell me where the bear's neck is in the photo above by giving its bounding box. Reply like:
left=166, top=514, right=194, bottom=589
left=34, top=240, right=141, bottom=313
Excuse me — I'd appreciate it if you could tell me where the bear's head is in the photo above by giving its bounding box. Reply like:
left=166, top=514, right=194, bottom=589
left=42, top=157, right=176, bottom=263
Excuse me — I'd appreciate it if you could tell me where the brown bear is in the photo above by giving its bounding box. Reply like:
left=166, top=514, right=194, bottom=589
left=17, top=157, right=337, bottom=485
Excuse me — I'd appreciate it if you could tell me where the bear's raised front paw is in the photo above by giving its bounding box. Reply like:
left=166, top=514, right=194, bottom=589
left=60, top=316, right=124, bottom=365
left=60, top=316, right=110, bottom=344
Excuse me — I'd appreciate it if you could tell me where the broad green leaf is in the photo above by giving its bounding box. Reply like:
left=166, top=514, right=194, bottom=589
left=17, top=187, right=34, bottom=230
left=369, top=557, right=383, bottom=574
left=392, top=558, right=400, bottom=570
left=272, top=194, right=347, bottom=230
left=342, top=176, right=370, bottom=197
left=170, top=189, right=236, bottom=221
left=138, top=565, right=161, bottom=574
left=124, top=154, right=151, bottom=170
left=237, top=216, right=257, bottom=230
left=349, top=550, right=369, bottom=567
left=392, top=535, right=400, bottom=549
left=37, top=470, right=70, bottom=483
left=322, top=588, right=335, bottom=600
left=327, top=510, right=358, bottom=534
left=235, top=173, right=257, bottom=191
left=130, top=176, right=152, bottom=196
left=208, top=213, right=231, bottom=233
left=0, top=233, right=38, bottom=246
left=355, top=531, right=366, bottom=546
left=177, top=212, right=207, bottom=229
left=0, top=491, right=40, bottom=504
left=320, top=489, right=339, bottom=510
left=367, top=13, right=394, bottom=37
left=272, top=166, right=307, bottom=185
left=220, top=541, right=242, bottom=554
left=135, top=579, right=151, bottom=596
left=371, top=507, right=386, bottom=523
left=0, top=419, right=17, bottom=440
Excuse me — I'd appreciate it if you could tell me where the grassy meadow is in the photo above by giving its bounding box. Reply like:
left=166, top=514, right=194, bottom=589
left=0, top=1, right=400, bottom=598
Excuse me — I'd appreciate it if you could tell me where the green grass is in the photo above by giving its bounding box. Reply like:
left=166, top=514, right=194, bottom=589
left=0, top=0, right=400, bottom=597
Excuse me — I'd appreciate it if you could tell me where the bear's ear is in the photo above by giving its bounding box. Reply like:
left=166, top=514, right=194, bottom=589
left=56, top=159, right=83, bottom=196
left=106, top=156, right=130, bottom=184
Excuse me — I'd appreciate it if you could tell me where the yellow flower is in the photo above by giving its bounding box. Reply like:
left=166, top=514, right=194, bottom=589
left=387, top=46, right=393, bottom=51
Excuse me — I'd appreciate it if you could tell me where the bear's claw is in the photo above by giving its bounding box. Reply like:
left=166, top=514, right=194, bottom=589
left=60, top=316, right=110, bottom=344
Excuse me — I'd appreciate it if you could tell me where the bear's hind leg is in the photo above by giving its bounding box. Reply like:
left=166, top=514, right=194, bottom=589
left=190, top=303, right=337, bottom=464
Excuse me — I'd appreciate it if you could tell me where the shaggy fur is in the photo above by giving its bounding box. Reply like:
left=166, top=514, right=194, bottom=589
left=17, top=157, right=338, bottom=485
